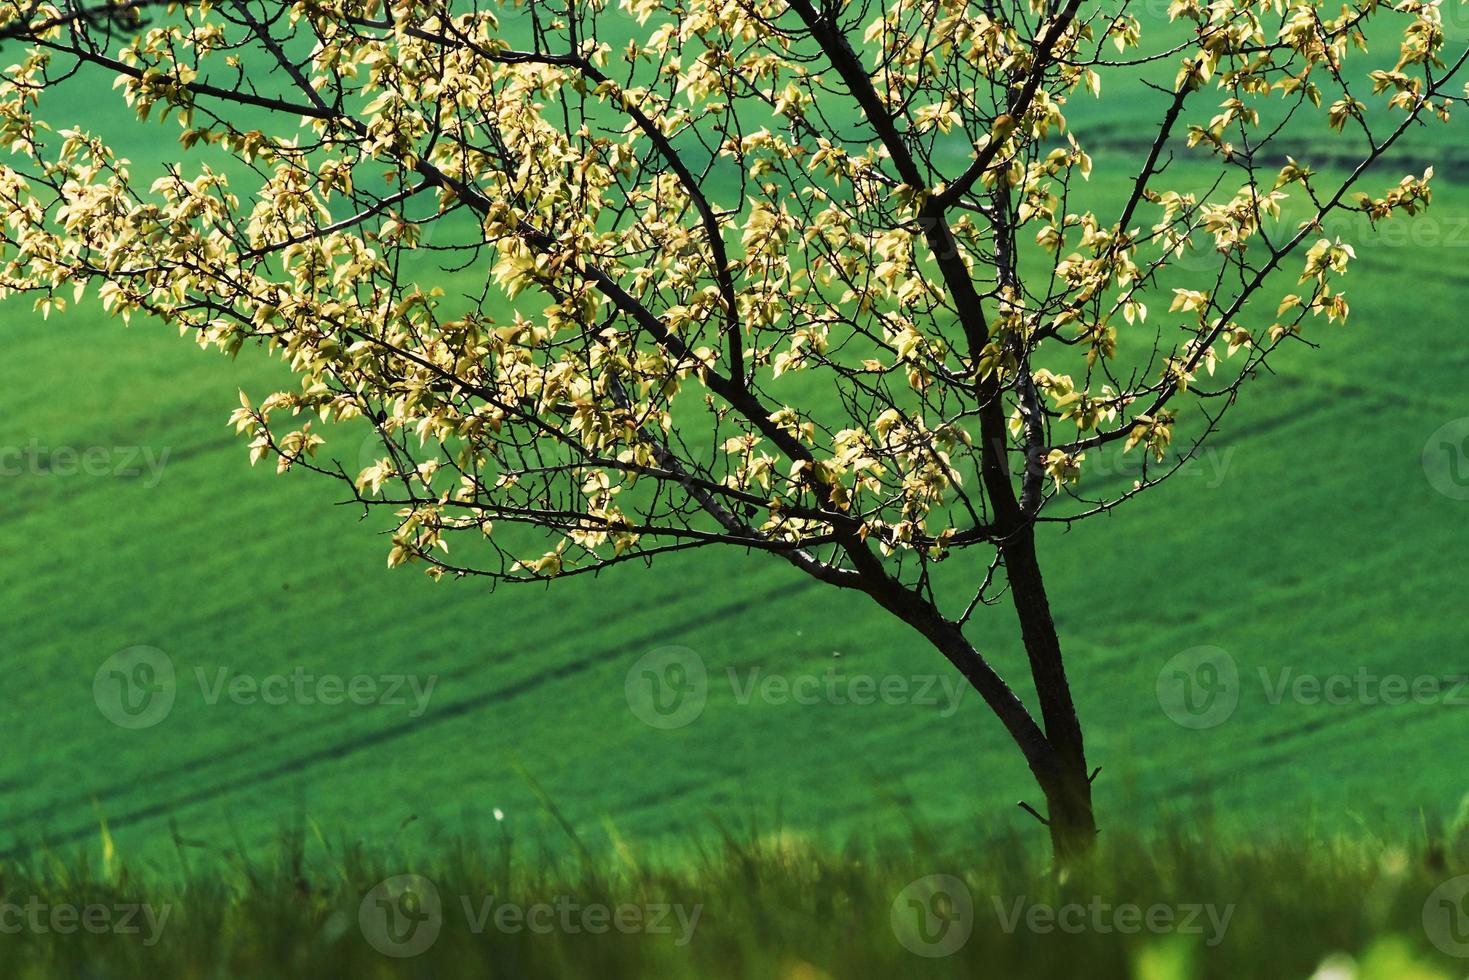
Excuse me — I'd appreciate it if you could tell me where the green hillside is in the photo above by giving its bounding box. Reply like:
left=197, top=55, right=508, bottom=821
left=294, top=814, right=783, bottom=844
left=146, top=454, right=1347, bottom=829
left=6, top=157, right=1469, bottom=865
left=5, top=6, right=1469, bottom=873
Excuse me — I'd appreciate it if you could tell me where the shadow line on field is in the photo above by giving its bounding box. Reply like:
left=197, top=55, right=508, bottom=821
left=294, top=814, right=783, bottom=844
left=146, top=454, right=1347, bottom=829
left=0, top=574, right=820, bottom=861
left=1158, top=693, right=1456, bottom=808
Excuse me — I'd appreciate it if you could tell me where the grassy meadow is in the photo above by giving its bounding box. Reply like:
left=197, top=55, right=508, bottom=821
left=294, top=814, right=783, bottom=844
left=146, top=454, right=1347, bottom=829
left=7, top=157, right=1469, bottom=866
left=11, top=824, right=1469, bottom=978
left=4, top=2, right=1469, bottom=976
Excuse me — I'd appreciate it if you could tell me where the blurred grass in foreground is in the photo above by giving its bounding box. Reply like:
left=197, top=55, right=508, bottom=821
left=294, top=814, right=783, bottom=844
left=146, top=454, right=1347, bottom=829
left=8, top=814, right=1469, bottom=978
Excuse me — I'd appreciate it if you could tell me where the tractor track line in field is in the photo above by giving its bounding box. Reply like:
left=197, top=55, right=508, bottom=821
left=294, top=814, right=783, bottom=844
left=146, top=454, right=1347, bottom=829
left=1, top=574, right=822, bottom=860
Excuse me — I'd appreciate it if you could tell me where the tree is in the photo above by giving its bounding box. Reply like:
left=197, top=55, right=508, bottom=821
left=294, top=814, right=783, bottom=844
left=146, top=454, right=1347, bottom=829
left=0, top=0, right=1461, bottom=859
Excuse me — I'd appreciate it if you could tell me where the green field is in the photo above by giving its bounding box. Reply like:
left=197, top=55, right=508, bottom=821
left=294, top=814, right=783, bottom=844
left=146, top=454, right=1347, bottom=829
left=5, top=2, right=1469, bottom=974
left=6, top=145, right=1469, bottom=866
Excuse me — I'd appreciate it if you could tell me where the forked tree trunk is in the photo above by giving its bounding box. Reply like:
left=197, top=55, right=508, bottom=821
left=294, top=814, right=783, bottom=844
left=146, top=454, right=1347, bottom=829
left=1003, top=525, right=1098, bottom=859
left=871, top=539, right=1097, bottom=863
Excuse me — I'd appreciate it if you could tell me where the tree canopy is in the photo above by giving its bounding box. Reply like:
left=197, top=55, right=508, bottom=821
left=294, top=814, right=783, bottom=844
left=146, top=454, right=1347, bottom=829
left=0, top=0, right=1454, bottom=592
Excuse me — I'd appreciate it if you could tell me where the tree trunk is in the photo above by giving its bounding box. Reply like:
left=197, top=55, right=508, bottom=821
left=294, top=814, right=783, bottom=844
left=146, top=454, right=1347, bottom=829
left=1004, top=524, right=1098, bottom=859
left=1037, top=756, right=1098, bottom=861
left=864, top=554, right=1097, bottom=863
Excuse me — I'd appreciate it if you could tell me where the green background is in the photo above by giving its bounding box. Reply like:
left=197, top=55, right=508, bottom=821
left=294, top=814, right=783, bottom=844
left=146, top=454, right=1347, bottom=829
left=5, top=4, right=1469, bottom=868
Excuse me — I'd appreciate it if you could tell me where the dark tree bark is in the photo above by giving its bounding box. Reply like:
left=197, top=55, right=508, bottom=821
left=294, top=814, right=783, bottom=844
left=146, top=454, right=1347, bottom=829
left=858, top=536, right=1096, bottom=862
left=1003, top=527, right=1098, bottom=858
